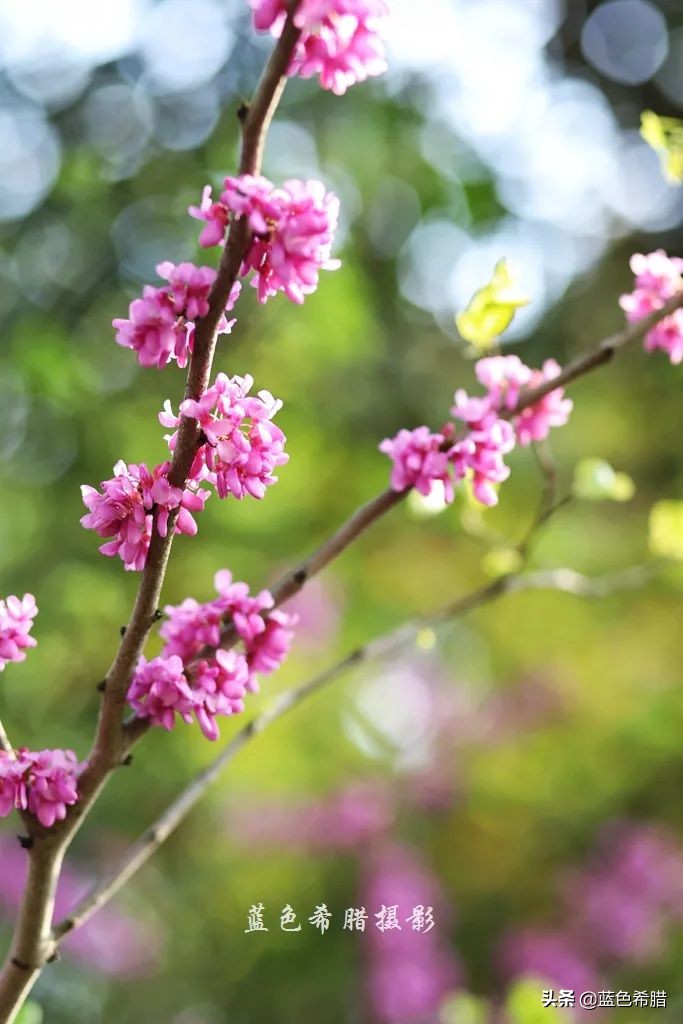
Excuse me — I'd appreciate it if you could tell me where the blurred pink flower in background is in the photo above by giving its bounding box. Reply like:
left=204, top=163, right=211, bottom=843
left=498, top=928, right=603, bottom=1018
left=280, top=576, right=343, bottom=653
left=362, top=842, right=462, bottom=1023
left=228, top=781, right=395, bottom=853
left=562, top=821, right=683, bottom=965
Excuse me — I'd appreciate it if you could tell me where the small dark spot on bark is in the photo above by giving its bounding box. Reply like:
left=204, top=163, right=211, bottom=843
left=237, top=100, right=250, bottom=122
left=293, top=569, right=307, bottom=585
left=11, top=957, right=31, bottom=972
left=120, top=625, right=127, bottom=637
left=121, top=754, right=134, bottom=767
left=96, top=680, right=107, bottom=693
left=153, top=608, right=164, bottom=621
left=17, top=835, right=33, bottom=850
left=47, top=951, right=60, bottom=964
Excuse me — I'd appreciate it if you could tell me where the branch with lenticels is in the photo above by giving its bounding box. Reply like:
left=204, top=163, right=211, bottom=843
left=0, top=7, right=304, bottom=1021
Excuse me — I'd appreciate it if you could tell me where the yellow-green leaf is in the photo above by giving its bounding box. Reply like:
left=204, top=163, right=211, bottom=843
left=640, top=110, right=683, bottom=184
left=572, top=458, right=635, bottom=503
left=506, top=978, right=562, bottom=1024
left=649, top=500, right=683, bottom=560
left=481, top=546, right=524, bottom=578
left=440, top=991, right=488, bottom=1024
left=456, top=258, right=531, bottom=350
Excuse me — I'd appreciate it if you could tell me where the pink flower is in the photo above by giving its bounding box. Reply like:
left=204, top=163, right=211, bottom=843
left=213, top=569, right=274, bottom=645
left=160, top=373, right=289, bottom=500
left=643, top=310, right=683, bottom=364
left=0, top=754, right=27, bottom=817
left=513, top=359, right=573, bottom=447
left=81, top=461, right=210, bottom=571
left=160, top=571, right=273, bottom=662
left=149, top=570, right=297, bottom=737
left=220, top=175, right=340, bottom=303
left=380, top=351, right=573, bottom=509
left=22, top=749, right=80, bottom=828
left=113, top=263, right=240, bottom=368
left=620, top=250, right=683, bottom=364
left=449, top=418, right=516, bottom=508
left=188, top=184, right=230, bottom=248
left=0, top=749, right=80, bottom=828
left=127, top=655, right=197, bottom=732
left=112, top=285, right=180, bottom=369
left=158, top=597, right=222, bottom=663
left=245, top=608, right=297, bottom=681
left=0, top=594, right=38, bottom=671
left=250, top=0, right=389, bottom=95
left=127, top=649, right=252, bottom=742
left=155, top=261, right=215, bottom=321
left=474, top=355, right=532, bottom=411
left=191, top=649, right=251, bottom=740
left=379, top=427, right=454, bottom=500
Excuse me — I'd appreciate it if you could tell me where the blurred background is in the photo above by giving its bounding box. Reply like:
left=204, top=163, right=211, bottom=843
left=1, top=0, right=683, bottom=1021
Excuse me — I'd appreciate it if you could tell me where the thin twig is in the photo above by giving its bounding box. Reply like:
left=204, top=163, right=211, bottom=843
left=52, top=558, right=656, bottom=944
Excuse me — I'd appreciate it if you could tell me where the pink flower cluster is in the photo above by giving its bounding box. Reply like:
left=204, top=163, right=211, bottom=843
left=250, top=0, right=389, bottom=95
left=160, top=372, right=288, bottom=501
left=0, top=594, right=37, bottom=672
left=380, top=355, right=572, bottom=507
left=81, top=461, right=210, bottom=572
left=190, top=175, right=340, bottom=303
left=113, top=261, right=240, bottom=369
left=127, top=570, right=296, bottom=740
left=379, top=427, right=454, bottom=501
left=619, top=250, right=683, bottom=364
left=455, top=355, right=573, bottom=448
left=0, top=748, right=80, bottom=828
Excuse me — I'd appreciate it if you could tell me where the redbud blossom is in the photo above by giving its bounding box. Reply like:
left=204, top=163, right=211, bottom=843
left=224, top=175, right=340, bottom=303
left=620, top=250, right=683, bottom=364
left=378, top=428, right=454, bottom=500
left=250, top=0, right=389, bottom=95
left=160, top=373, right=288, bottom=501
left=162, top=569, right=296, bottom=686
left=381, top=354, right=572, bottom=508
left=512, top=359, right=573, bottom=447
left=128, top=651, right=252, bottom=741
left=128, top=571, right=297, bottom=739
left=81, top=461, right=210, bottom=571
left=194, top=175, right=340, bottom=303
left=449, top=418, right=516, bottom=508
left=188, top=185, right=230, bottom=247
left=245, top=608, right=296, bottom=679
left=0, top=594, right=37, bottom=671
left=113, top=263, right=240, bottom=369
left=0, top=748, right=80, bottom=828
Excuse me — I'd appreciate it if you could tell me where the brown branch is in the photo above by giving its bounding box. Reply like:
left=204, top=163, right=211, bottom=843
left=512, top=290, right=683, bottom=414
left=0, top=11, right=304, bottom=1022
left=52, top=558, right=656, bottom=945
left=189, top=291, right=683, bottom=659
